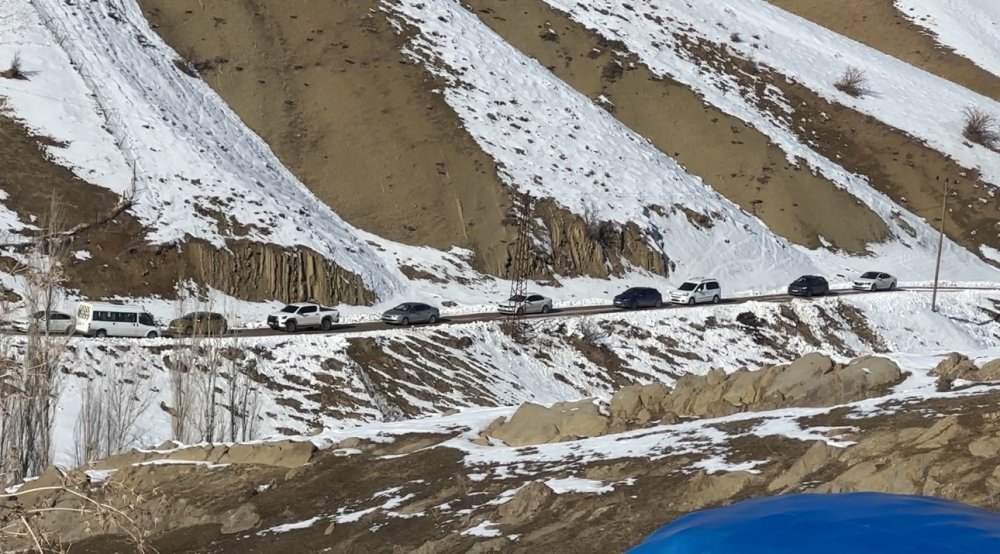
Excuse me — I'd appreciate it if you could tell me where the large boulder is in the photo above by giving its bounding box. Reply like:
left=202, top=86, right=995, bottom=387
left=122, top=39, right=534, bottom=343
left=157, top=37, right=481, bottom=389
left=932, top=353, right=980, bottom=382
left=488, top=399, right=609, bottom=446
left=497, top=481, right=554, bottom=524
left=219, top=502, right=260, bottom=534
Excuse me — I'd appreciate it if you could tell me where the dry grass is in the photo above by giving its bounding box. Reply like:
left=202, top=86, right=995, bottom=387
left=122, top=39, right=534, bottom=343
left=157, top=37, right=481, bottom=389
left=833, top=66, right=868, bottom=97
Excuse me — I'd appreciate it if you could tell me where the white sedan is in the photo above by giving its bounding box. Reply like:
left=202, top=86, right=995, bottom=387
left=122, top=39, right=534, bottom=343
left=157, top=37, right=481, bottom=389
left=498, top=294, right=553, bottom=315
left=852, top=272, right=897, bottom=291
left=14, top=311, right=76, bottom=334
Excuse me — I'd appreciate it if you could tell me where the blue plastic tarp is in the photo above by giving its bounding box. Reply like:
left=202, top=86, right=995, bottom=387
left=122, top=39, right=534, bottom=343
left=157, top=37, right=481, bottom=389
left=629, top=492, right=1000, bottom=553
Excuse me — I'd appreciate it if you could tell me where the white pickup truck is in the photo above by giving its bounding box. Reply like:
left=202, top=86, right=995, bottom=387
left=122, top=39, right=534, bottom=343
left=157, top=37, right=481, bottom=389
left=266, top=303, right=340, bottom=333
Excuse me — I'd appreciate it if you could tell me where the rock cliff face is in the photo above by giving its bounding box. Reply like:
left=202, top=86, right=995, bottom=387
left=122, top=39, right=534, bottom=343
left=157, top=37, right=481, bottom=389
left=179, top=240, right=376, bottom=306
left=527, top=199, right=670, bottom=280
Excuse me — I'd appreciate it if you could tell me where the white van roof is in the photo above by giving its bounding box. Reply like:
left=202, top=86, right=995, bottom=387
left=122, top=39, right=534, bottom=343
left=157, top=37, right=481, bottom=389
left=80, top=302, right=145, bottom=311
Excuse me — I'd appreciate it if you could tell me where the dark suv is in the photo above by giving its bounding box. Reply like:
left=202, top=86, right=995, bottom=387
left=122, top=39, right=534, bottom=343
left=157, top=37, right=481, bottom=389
left=788, top=275, right=829, bottom=297
left=613, top=287, right=663, bottom=309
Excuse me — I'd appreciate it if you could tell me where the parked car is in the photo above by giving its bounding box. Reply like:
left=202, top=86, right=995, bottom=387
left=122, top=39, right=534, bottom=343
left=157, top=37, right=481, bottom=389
left=166, top=311, right=228, bottom=337
left=613, top=287, right=663, bottom=309
left=267, top=303, right=340, bottom=333
left=381, top=303, right=440, bottom=326
left=852, top=272, right=897, bottom=292
left=498, top=293, right=553, bottom=315
left=788, top=275, right=829, bottom=297
left=669, top=278, right=722, bottom=305
left=76, top=302, right=161, bottom=338
left=14, top=310, right=75, bottom=334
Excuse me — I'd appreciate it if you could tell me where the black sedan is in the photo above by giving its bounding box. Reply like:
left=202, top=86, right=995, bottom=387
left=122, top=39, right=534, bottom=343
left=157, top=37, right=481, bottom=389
left=613, top=287, right=663, bottom=309
left=788, top=275, right=829, bottom=297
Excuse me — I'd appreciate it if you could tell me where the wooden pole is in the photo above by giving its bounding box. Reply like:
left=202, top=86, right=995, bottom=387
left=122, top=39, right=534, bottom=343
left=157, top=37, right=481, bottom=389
left=931, top=179, right=949, bottom=312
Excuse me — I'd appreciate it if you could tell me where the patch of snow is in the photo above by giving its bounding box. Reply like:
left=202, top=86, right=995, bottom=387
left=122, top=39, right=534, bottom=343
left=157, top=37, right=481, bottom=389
left=461, top=521, right=502, bottom=538
left=257, top=516, right=322, bottom=536
left=83, top=469, right=117, bottom=484
left=895, top=1, right=1000, bottom=78
left=71, top=250, right=92, bottom=261
left=544, top=477, right=614, bottom=494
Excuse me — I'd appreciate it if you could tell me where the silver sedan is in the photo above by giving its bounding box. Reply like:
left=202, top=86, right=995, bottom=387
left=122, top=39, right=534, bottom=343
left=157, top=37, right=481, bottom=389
left=498, top=294, right=553, bottom=315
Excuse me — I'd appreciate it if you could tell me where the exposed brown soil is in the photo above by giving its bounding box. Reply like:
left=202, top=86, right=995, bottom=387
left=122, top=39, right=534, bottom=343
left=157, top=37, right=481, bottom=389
left=464, top=0, right=889, bottom=254
left=138, top=0, right=517, bottom=276
left=767, top=0, right=1000, bottom=102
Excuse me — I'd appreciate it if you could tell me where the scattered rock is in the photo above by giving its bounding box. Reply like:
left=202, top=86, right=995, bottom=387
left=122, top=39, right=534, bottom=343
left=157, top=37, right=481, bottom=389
left=497, top=481, right=554, bottom=525
left=219, top=502, right=260, bottom=534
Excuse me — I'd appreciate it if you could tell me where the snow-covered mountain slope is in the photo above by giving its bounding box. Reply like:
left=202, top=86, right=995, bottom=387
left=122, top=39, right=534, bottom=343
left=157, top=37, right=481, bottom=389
left=48, top=290, right=1000, bottom=467
left=0, top=0, right=401, bottom=296
left=895, top=0, right=1000, bottom=78
left=538, top=0, right=1000, bottom=184
left=384, top=0, right=1000, bottom=290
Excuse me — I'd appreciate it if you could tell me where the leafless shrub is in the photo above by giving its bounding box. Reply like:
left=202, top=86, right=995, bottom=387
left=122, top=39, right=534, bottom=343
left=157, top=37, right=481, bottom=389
left=578, top=316, right=607, bottom=346
left=1, top=51, right=27, bottom=80
left=833, top=66, right=868, bottom=97
left=730, top=32, right=742, bottom=43
left=962, top=106, right=999, bottom=148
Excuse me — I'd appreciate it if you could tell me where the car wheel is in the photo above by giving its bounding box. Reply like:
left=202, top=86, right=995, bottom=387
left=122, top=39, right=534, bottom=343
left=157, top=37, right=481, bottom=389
left=221, top=323, right=229, bottom=335
left=542, top=304, right=551, bottom=314
left=95, top=329, right=107, bottom=338
left=184, top=326, right=194, bottom=336
left=516, top=306, right=524, bottom=315
left=713, top=295, right=720, bottom=304
left=428, top=314, right=438, bottom=324
left=889, top=281, right=896, bottom=291
left=401, top=317, right=410, bottom=327
left=870, top=283, right=877, bottom=292
left=321, top=318, right=332, bottom=331
left=806, top=289, right=813, bottom=297
left=654, top=299, right=662, bottom=308
left=285, top=320, right=297, bottom=333
left=687, top=297, right=695, bottom=306
left=146, top=331, right=158, bottom=339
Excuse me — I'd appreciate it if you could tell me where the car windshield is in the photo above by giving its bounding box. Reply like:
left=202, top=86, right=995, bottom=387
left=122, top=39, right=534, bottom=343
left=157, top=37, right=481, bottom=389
left=679, top=282, right=697, bottom=291
left=280, top=305, right=299, bottom=314
left=508, top=295, right=526, bottom=302
left=793, top=277, right=809, bottom=284
left=392, top=304, right=412, bottom=312
left=861, top=272, right=879, bottom=279
left=620, top=288, right=641, bottom=295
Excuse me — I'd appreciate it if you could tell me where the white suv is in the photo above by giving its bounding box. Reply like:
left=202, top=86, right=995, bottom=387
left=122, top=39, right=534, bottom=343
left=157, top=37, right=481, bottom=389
left=669, top=278, right=722, bottom=305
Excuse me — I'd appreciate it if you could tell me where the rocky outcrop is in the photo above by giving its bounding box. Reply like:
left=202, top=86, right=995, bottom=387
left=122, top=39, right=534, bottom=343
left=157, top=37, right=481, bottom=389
left=932, top=353, right=1000, bottom=386
left=181, top=240, right=376, bottom=306
left=483, top=399, right=610, bottom=446
left=91, top=440, right=316, bottom=470
left=528, top=199, right=670, bottom=279
left=612, top=353, right=904, bottom=422
left=497, top=482, right=555, bottom=525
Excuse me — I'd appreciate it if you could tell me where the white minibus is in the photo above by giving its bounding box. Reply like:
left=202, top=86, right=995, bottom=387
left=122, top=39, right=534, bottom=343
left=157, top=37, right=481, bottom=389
left=75, top=302, right=161, bottom=338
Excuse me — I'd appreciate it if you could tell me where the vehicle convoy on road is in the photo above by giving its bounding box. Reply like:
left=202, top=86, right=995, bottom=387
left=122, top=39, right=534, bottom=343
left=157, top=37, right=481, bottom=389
left=167, top=311, right=229, bottom=337
left=853, top=272, right=897, bottom=291
left=267, top=303, right=340, bottom=333
left=669, top=278, right=722, bottom=305
left=613, top=287, right=663, bottom=309
left=75, top=302, right=161, bottom=338
left=498, top=293, right=553, bottom=315
left=788, top=275, right=829, bottom=297
left=382, top=302, right=440, bottom=326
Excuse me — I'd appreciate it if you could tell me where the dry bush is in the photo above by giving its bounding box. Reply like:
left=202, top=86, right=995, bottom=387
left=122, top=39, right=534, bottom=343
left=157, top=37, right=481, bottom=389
left=1, top=52, right=27, bottom=80
left=962, top=106, right=999, bottom=148
left=833, top=66, right=868, bottom=97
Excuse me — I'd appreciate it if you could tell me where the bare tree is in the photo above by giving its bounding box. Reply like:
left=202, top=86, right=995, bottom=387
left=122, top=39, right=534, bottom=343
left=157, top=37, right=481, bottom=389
left=165, top=293, right=261, bottom=444
left=0, top=195, right=74, bottom=484
left=963, top=105, right=999, bottom=148
left=74, top=364, right=153, bottom=466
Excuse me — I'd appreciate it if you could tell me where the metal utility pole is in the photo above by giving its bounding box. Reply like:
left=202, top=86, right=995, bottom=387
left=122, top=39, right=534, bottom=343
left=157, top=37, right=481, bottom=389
left=506, top=195, right=534, bottom=339
left=931, top=178, right=950, bottom=312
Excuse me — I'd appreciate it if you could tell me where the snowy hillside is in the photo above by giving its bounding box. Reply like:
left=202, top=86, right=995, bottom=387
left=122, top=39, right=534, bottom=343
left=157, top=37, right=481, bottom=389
left=896, top=0, right=1000, bottom=78
left=0, top=0, right=401, bottom=295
